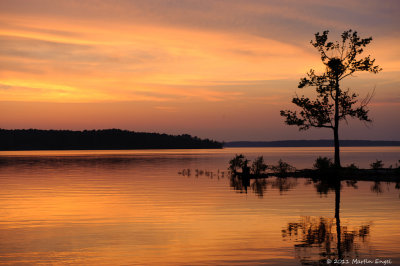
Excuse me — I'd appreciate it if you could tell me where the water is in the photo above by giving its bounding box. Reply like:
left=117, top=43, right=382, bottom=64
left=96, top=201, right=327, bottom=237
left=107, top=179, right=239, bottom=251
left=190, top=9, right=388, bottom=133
left=0, top=147, right=399, bottom=265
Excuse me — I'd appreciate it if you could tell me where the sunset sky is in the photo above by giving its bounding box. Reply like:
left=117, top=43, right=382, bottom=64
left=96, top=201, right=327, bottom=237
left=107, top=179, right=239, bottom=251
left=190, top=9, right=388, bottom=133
left=1, top=0, right=399, bottom=141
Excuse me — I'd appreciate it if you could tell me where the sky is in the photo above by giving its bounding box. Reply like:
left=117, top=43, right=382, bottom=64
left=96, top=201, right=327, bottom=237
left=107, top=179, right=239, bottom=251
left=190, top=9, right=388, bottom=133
left=0, top=0, right=399, bottom=141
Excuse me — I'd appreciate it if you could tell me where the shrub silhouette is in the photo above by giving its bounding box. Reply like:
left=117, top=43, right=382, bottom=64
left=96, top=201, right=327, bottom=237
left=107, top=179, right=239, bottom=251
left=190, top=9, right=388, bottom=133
left=228, top=154, right=248, bottom=173
left=271, top=159, right=295, bottom=175
left=251, top=156, right=268, bottom=175
left=313, top=156, right=333, bottom=170
left=370, top=160, right=384, bottom=170
left=346, top=163, right=359, bottom=170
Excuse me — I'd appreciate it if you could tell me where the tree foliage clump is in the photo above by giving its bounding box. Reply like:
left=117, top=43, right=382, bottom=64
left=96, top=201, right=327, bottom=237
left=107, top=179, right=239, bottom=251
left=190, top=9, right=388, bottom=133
left=228, top=154, right=268, bottom=175
left=313, top=156, right=334, bottom=170
left=270, top=159, right=295, bottom=175
left=370, top=160, right=384, bottom=170
left=280, top=30, right=381, bottom=168
left=251, top=156, right=268, bottom=175
left=228, top=154, right=248, bottom=173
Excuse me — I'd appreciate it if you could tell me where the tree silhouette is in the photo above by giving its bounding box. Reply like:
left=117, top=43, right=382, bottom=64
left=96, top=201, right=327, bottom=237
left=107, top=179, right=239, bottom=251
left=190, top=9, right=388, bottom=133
left=280, top=30, right=381, bottom=167
left=228, top=154, right=248, bottom=174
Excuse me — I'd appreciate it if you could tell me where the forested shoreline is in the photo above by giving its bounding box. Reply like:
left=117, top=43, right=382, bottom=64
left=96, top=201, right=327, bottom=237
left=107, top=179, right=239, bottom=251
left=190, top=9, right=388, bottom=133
left=0, top=129, right=223, bottom=150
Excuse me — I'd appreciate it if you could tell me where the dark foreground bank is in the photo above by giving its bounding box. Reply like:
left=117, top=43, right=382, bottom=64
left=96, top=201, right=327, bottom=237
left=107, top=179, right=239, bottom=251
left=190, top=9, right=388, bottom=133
left=0, top=129, right=223, bottom=150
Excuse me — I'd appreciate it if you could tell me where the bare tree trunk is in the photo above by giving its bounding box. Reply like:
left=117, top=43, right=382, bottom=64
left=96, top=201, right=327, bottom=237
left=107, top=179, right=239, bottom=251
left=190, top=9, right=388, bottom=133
left=334, top=126, right=340, bottom=168
left=334, top=76, right=341, bottom=168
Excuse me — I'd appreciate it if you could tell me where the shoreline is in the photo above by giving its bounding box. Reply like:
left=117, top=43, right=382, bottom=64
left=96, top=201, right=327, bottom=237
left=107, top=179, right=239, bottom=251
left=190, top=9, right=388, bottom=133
left=233, top=168, right=400, bottom=182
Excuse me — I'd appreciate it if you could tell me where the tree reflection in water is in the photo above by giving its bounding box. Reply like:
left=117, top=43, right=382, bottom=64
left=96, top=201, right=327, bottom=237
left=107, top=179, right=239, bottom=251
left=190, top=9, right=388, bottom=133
left=229, top=173, right=298, bottom=198
left=370, top=180, right=400, bottom=195
left=283, top=178, right=371, bottom=265
left=371, top=181, right=383, bottom=194
left=282, top=216, right=370, bottom=265
left=179, top=168, right=399, bottom=263
left=251, top=178, right=268, bottom=197
left=229, top=174, right=250, bottom=194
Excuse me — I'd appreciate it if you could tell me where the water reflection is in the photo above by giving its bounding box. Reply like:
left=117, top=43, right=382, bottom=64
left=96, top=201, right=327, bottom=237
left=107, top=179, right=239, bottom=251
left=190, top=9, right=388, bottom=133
left=181, top=166, right=400, bottom=199
left=308, top=177, right=343, bottom=195
left=251, top=178, right=267, bottom=197
left=229, top=174, right=250, bottom=194
left=228, top=174, right=298, bottom=197
left=282, top=216, right=370, bottom=265
left=283, top=178, right=371, bottom=265
left=181, top=168, right=399, bottom=264
left=1, top=151, right=397, bottom=265
left=371, top=181, right=384, bottom=194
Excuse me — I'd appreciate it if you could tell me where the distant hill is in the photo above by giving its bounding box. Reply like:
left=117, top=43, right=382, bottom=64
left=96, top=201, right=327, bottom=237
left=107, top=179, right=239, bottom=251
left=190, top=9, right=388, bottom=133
left=0, top=129, right=223, bottom=150
left=224, top=140, right=400, bottom=147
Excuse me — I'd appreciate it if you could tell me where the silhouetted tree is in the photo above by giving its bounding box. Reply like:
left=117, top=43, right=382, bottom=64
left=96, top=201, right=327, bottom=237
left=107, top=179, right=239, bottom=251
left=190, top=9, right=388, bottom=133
left=281, top=30, right=381, bottom=167
left=270, top=159, right=295, bottom=175
left=313, top=156, right=333, bottom=171
left=251, top=156, right=268, bottom=175
left=370, top=159, right=384, bottom=169
left=228, top=154, right=248, bottom=174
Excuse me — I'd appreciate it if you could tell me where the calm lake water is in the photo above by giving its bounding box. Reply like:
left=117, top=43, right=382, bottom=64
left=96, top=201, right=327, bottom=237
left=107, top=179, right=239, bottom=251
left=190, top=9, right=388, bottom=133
left=0, top=147, right=399, bottom=265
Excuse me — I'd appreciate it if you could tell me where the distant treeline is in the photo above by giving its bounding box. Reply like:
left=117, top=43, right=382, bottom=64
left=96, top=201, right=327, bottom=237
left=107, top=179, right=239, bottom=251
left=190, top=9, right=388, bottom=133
left=0, top=129, right=223, bottom=150
left=225, top=140, right=400, bottom=147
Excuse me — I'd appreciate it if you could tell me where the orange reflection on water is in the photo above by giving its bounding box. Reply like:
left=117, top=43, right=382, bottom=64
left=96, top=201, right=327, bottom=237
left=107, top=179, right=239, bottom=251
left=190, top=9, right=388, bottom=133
left=0, top=149, right=399, bottom=265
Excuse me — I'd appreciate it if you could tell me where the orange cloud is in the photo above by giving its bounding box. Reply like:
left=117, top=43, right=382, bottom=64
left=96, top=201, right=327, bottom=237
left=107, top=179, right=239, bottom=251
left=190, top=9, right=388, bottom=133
left=0, top=12, right=321, bottom=104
